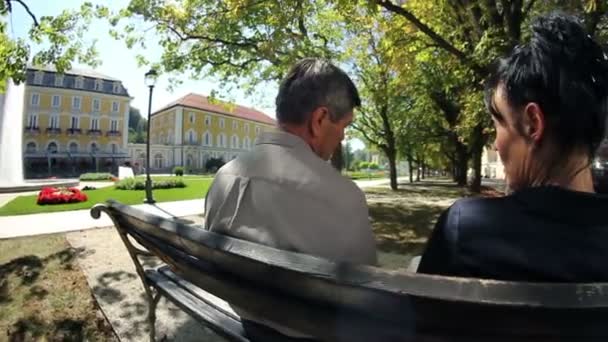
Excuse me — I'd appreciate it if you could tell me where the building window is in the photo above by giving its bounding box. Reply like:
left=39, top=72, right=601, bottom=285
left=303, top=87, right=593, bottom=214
left=90, top=118, right=99, bottom=130
left=154, top=153, right=164, bottom=169
left=113, top=82, right=121, bottom=93
left=188, top=130, right=195, bottom=144
left=26, top=142, right=36, bottom=153
left=205, top=115, right=211, bottom=126
left=70, top=116, right=79, bottom=129
left=49, top=115, right=59, bottom=129
left=219, top=118, right=225, bottom=129
left=54, top=74, right=64, bottom=87
left=204, top=131, right=211, bottom=146
left=93, top=98, right=100, bottom=112
left=232, top=121, right=238, bottom=130
left=27, top=113, right=38, bottom=128
left=31, top=93, right=40, bottom=106
left=47, top=142, right=58, bottom=153
left=34, top=71, right=43, bottom=84
left=231, top=135, right=239, bottom=149
left=51, top=95, right=60, bottom=108
left=189, top=112, right=195, bottom=124
left=255, top=126, right=261, bottom=135
left=244, top=123, right=250, bottom=133
left=218, top=134, right=225, bottom=147
left=111, top=144, right=118, bottom=153
left=244, top=137, right=251, bottom=150
left=95, top=79, right=103, bottom=91
left=91, top=143, right=99, bottom=153
left=69, top=142, right=78, bottom=153
left=72, top=96, right=81, bottom=110
left=112, top=101, right=119, bottom=113
left=75, top=76, right=83, bottom=89
left=110, top=119, right=119, bottom=132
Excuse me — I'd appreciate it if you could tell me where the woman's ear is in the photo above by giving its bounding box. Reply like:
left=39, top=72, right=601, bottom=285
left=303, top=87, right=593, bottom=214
left=309, top=107, right=328, bottom=137
left=523, top=102, right=545, bottom=143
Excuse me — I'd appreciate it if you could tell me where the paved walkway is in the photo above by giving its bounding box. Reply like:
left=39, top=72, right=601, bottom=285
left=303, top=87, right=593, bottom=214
left=0, top=177, right=405, bottom=239
left=0, top=199, right=204, bottom=239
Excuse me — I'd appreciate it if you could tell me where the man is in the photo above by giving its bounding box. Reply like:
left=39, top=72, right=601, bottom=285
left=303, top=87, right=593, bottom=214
left=204, top=58, right=377, bottom=339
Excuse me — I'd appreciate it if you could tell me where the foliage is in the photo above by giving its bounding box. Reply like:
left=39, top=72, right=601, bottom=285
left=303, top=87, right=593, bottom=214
left=79, top=172, right=114, bottom=181
left=173, top=166, right=184, bottom=176
left=204, top=157, right=225, bottom=173
left=368, top=162, right=379, bottom=170
left=114, top=177, right=186, bottom=190
left=0, top=1, right=105, bottom=91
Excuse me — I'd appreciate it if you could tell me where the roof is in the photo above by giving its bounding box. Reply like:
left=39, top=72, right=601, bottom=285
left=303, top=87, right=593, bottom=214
left=154, top=93, right=276, bottom=125
left=27, top=65, right=121, bottom=82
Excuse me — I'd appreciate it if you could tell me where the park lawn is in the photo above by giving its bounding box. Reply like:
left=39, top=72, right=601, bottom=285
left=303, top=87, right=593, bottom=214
left=0, top=234, right=117, bottom=341
left=346, top=171, right=387, bottom=180
left=0, top=177, right=213, bottom=216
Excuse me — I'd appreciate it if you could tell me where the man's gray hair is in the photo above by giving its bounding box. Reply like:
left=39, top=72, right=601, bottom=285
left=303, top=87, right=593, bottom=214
left=275, top=58, right=361, bottom=124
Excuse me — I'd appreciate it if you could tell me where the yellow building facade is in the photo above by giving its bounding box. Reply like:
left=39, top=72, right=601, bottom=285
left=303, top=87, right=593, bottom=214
left=22, top=66, right=131, bottom=177
left=129, top=93, right=275, bottom=171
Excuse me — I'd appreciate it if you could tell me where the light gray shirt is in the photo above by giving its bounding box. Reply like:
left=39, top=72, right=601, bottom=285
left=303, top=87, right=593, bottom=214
left=204, top=130, right=377, bottom=264
left=203, top=130, right=378, bottom=337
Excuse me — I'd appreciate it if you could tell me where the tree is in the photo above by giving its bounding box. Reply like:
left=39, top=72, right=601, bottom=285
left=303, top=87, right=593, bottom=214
left=0, top=1, right=104, bottom=91
left=374, top=0, right=608, bottom=192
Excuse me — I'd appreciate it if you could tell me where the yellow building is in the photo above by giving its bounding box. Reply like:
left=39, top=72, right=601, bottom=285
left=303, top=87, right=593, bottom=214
left=129, top=93, right=275, bottom=172
left=22, top=66, right=131, bottom=177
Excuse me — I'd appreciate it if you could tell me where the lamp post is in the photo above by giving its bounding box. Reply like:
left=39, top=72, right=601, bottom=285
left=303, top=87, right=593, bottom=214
left=144, top=68, right=158, bottom=204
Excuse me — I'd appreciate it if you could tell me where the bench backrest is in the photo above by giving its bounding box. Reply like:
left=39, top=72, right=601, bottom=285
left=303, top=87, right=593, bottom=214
left=92, top=201, right=608, bottom=341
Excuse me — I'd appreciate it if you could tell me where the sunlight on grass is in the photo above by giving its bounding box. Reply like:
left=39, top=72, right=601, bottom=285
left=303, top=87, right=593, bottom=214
left=0, top=177, right=213, bottom=216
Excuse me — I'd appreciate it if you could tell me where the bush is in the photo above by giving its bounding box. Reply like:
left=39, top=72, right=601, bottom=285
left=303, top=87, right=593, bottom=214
left=358, top=161, right=370, bottom=170
left=173, top=166, right=184, bottom=176
left=115, top=177, right=186, bottom=190
left=79, top=173, right=114, bottom=181
left=37, top=187, right=88, bottom=205
left=368, top=162, right=379, bottom=170
left=205, top=157, right=225, bottom=173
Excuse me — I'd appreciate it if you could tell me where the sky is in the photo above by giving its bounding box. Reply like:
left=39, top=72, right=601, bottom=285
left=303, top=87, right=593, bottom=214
left=9, top=0, right=365, bottom=150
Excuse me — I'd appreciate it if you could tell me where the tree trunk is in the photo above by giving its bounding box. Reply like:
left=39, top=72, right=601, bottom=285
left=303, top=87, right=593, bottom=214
left=387, top=149, right=398, bottom=190
left=408, top=153, right=414, bottom=183
left=331, top=144, right=343, bottom=171
left=416, top=160, right=421, bottom=182
left=468, top=124, right=486, bottom=193
left=421, top=161, right=426, bottom=180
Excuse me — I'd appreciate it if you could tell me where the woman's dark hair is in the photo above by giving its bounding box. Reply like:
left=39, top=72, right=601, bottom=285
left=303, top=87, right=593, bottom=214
left=485, top=13, right=608, bottom=159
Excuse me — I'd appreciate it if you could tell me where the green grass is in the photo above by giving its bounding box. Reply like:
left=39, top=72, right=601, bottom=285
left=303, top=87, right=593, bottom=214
left=345, top=170, right=387, bottom=180
left=0, top=177, right=213, bottom=216
left=0, top=234, right=117, bottom=341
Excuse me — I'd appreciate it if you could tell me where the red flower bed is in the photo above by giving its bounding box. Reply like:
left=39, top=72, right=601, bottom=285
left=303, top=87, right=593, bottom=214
left=37, top=187, right=88, bottom=205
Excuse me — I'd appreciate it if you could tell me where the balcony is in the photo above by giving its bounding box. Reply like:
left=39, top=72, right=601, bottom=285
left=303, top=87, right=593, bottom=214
left=24, top=126, right=40, bottom=135
left=106, top=130, right=121, bottom=137
left=67, top=128, right=82, bottom=136
left=46, top=127, right=62, bottom=135
left=87, top=129, right=102, bottom=137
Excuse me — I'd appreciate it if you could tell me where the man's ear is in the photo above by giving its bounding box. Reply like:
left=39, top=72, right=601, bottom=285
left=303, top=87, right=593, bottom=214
left=523, top=102, right=545, bottom=143
left=309, top=107, right=328, bottom=137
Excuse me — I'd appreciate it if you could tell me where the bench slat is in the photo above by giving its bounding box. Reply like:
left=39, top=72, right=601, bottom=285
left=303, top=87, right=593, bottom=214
left=145, top=269, right=249, bottom=342
left=158, top=265, right=240, bottom=321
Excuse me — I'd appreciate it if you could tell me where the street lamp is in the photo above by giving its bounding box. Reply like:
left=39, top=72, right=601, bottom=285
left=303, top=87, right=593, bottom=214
left=144, top=68, right=158, bottom=204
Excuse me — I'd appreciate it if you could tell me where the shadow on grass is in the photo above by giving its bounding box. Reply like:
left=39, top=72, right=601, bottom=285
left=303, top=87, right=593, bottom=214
left=1, top=246, right=117, bottom=341
left=370, top=202, right=444, bottom=256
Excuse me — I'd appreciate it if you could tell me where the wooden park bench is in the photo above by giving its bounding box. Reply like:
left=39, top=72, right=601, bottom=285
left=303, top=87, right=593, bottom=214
left=91, top=200, right=608, bottom=341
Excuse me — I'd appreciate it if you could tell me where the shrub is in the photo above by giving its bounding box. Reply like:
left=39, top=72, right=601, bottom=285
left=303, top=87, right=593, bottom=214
left=79, top=173, right=114, bottom=181
left=115, top=178, right=186, bottom=190
left=358, top=161, right=370, bottom=170
left=205, top=157, right=225, bottom=173
left=368, top=162, right=379, bottom=170
left=173, top=166, right=184, bottom=176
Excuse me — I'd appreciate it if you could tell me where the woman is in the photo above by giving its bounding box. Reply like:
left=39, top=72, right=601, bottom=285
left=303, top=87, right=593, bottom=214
left=417, top=13, right=608, bottom=282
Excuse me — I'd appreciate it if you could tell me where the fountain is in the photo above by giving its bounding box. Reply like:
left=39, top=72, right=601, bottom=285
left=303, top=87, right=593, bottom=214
left=0, top=80, right=78, bottom=193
